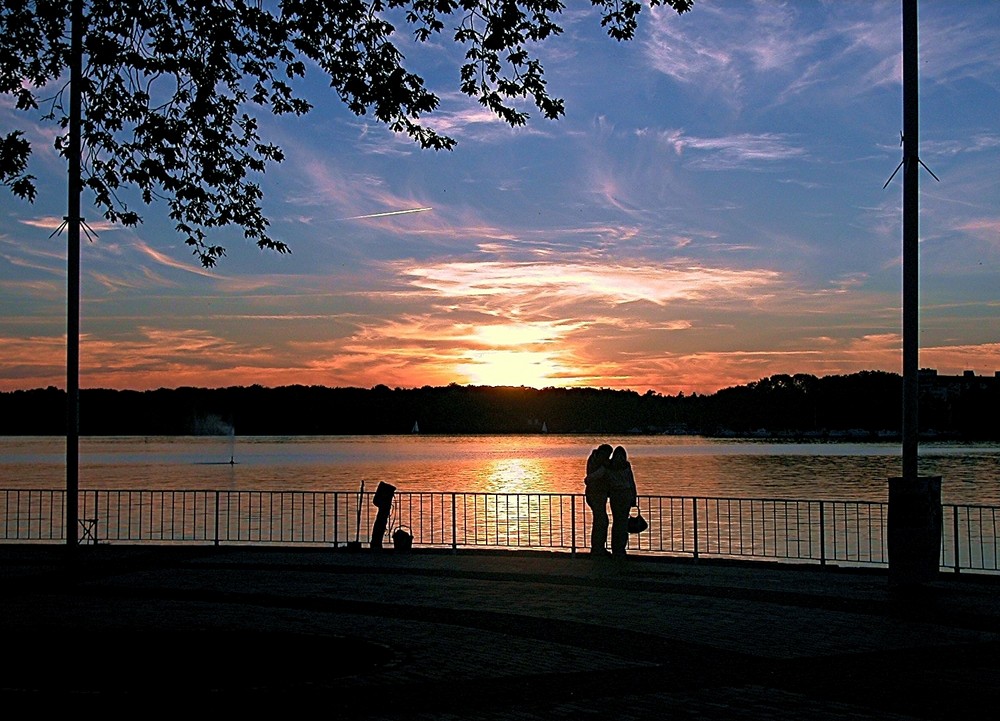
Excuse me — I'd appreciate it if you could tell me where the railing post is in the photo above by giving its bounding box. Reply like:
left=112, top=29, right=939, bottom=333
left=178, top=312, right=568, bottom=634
left=451, top=492, right=458, bottom=552
left=692, top=497, right=699, bottom=562
left=952, top=505, right=961, bottom=574
left=333, top=491, right=339, bottom=547
left=214, top=490, right=220, bottom=546
left=819, top=500, right=826, bottom=567
left=571, top=494, right=577, bottom=557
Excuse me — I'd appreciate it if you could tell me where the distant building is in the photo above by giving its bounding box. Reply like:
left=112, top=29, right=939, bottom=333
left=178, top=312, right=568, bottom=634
left=919, top=368, right=999, bottom=402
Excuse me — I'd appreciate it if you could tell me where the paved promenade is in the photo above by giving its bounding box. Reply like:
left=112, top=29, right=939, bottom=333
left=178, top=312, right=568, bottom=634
left=2, top=545, right=999, bottom=718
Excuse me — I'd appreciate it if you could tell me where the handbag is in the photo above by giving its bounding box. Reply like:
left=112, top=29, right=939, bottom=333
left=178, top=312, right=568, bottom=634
left=627, top=507, right=648, bottom=534
left=391, top=525, right=413, bottom=551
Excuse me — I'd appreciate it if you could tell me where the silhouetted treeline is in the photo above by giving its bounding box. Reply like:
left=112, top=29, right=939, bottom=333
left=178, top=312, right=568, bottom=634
left=2, top=370, right=998, bottom=439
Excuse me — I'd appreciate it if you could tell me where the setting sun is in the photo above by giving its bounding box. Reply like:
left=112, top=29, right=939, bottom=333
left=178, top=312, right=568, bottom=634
left=456, top=349, right=569, bottom=388
left=471, top=323, right=564, bottom=347
left=448, top=321, right=584, bottom=388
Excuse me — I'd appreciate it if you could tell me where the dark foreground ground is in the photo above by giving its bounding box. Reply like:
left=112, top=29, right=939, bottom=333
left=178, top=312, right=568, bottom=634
left=2, top=545, right=999, bottom=719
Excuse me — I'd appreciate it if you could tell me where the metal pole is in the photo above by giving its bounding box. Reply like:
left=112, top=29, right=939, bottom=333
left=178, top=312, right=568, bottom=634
left=819, top=500, right=826, bottom=567
left=692, top=497, right=699, bottom=562
left=901, top=0, right=919, bottom=482
left=571, top=494, right=577, bottom=556
left=65, top=0, right=84, bottom=549
left=952, top=505, right=960, bottom=573
left=451, top=492, right=457, bottom=552
left=888, top=2, right=944, bottom=588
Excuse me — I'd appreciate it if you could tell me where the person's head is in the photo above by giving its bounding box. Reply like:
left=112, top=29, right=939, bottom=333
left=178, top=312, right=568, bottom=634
left=595, top=444, right=613, bottom=462
left=611, top=445, right=628, bottom=467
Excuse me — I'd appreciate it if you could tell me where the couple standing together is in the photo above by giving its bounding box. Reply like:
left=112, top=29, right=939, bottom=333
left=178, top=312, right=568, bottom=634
left=584, top=444, right=638, bottom=558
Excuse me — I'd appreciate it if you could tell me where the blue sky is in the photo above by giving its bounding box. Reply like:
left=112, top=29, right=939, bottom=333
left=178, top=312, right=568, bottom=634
left=2, top=1, right=999, bottom=394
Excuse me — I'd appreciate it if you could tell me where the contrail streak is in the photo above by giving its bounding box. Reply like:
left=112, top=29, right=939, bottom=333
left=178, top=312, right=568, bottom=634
left=342, top=207, right=433, bottom=220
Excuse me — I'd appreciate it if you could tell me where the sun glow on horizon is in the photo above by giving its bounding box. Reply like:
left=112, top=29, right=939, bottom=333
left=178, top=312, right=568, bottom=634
left=455, top=348, right=576, bottom=389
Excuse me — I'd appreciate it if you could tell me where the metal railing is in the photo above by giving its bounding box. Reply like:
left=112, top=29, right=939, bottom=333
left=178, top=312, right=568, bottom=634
left=2, top=488, right=997, bottom=573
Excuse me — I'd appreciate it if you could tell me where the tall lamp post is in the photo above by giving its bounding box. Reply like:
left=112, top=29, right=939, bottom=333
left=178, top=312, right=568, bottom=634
left=887, top=0, right=942, bottom=587
left=65, top=0, right=84, bottom=549
left=901, top=0, right=919, bottom=483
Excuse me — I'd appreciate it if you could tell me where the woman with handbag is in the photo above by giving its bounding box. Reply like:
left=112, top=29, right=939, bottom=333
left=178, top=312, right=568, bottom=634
left=606, top=446, right=638, bottom=558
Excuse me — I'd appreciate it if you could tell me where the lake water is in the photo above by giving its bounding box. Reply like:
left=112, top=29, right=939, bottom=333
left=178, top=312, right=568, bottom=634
left=3, top=435, right=1000, bottom=506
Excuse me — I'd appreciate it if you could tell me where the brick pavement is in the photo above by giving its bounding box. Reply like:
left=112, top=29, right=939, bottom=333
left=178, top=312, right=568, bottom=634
left=1, top=546, right=999, bottom=718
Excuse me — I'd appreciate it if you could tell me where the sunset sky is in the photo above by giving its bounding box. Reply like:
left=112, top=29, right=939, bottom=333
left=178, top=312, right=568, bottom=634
left=2, top=1, right=999, bottom=395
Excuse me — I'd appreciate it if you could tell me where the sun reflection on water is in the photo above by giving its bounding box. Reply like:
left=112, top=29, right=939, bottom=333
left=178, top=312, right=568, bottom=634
left=3, top=435, right=998, bottom=505
left=480, top=457, right=547, bottom=494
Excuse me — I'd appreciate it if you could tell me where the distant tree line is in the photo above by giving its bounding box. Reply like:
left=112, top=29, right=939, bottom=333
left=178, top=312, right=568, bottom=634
left=1, top=371, right=997, bottom=439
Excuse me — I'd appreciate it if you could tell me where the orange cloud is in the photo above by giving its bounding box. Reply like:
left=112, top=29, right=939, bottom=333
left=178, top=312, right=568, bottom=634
left=3, top=318, right=997, bottom=395
left=20, top=216, right=120, bottom=233
left=399, top=260, right=783, bottom=306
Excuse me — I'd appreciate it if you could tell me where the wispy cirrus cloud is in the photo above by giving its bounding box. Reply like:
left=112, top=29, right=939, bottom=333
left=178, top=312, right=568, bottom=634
left=954, top=218, right=1000, bottom=246
left=396, top=259, right=783, bottom=306
left=90, top=270, right=172, bottom=294
left=20, top=216, right=120, bottom=233
left=924, top=134, right=1000, bottom=157
left=0, top=230, right=72, bottom=279
left=918, top=9, right=1000, bottom=85
left=654, top=130, right=807, bottom=170
left=281, top=147, right=447, bottom=235
left=283, top=152, right=371, bottom=212
left=134, top=241, right=219, bottom=279
left=791, top=3, right=1000, bottom=98
left=640, top=1, right=945, bottom=107
left=642, top=1, right=825, bottom=106
left=421, top=102, right=519, bottom=142
left=642, top=5, right=742, bottom=99
left=739, top=0, right=817, bottom=72
left=338, top=98, right=537, bottom=156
